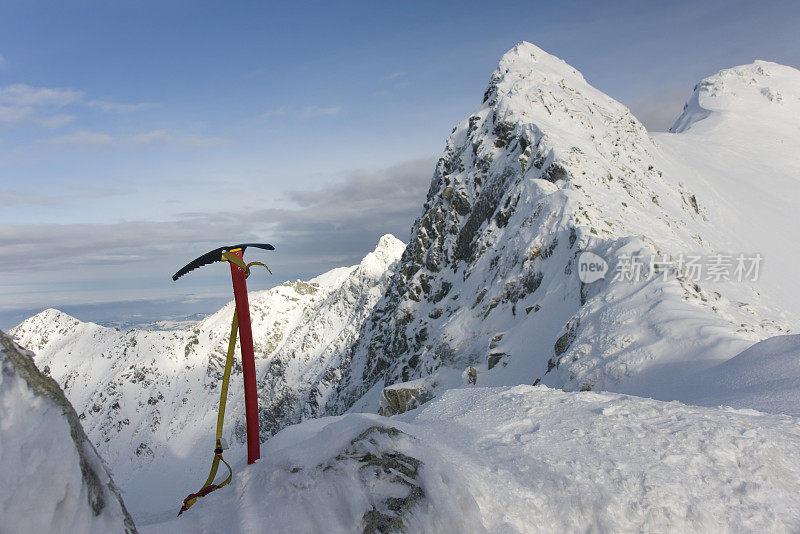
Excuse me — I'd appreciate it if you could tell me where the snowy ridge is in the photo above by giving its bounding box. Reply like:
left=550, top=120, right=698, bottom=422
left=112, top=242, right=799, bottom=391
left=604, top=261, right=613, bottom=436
left=0, top=330, right=136, bottom=533
left=9, top=234, right=405, bottom=517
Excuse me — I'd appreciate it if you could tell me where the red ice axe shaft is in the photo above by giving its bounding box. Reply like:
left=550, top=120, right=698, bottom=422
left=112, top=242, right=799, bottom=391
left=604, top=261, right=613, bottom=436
left=228, top=248, right=260, bottom=464
left=172, top=242, right=274, bottom=465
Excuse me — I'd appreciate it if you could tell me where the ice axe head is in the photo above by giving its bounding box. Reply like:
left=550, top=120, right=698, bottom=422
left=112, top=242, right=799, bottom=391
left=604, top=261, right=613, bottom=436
left=172, top=243, right=275, bottom=281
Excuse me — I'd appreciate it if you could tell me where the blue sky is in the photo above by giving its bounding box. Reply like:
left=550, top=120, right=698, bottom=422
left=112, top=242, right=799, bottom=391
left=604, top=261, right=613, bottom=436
left=2, top=0, right=799, bottom=329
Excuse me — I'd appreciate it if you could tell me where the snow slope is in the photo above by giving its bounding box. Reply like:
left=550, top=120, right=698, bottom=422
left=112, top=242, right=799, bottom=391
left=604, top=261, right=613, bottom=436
left=9, top=235, right=405, bottom=519
left=315, top=42, right=797, bottom=418
left=0, top=330, right=136, bottom=533
left=620, top=334, right=800, bottom=416
left=657, top=60, right=800, bottom=321
left=145, top=385, right=800, bottom=533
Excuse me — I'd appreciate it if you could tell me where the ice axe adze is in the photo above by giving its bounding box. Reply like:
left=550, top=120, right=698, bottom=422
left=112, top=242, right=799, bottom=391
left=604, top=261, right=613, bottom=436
left=172, top=243, right=273, bottom=515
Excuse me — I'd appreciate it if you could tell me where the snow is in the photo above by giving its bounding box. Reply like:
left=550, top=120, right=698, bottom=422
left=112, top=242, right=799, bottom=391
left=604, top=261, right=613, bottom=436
left=617, top=334, right=800, bottom=417
left=0, top=331, right=134, bottom=533
left=656, top=60, right=800, bottom=324
left=9, top=234, right=405, bottom=521
left=144, top=385, right=800, bottom=533
left=7, top=43, right=800, bottom=532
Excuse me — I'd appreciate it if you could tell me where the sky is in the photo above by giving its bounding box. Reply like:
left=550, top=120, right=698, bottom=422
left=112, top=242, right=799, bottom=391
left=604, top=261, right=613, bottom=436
left=1, top=0, right=799, bottom=330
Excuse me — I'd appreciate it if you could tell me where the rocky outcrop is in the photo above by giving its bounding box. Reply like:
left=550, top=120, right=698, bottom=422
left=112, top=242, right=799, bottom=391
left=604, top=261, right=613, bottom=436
left=336, top=426, right=425, bottom=533
left=379, top=376, right=438, bottom=416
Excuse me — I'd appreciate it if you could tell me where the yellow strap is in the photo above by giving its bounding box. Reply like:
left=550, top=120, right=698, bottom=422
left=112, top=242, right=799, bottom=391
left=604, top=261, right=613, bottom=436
left=179, top=311, right=238, bottom=515
left=178, top=251, right=271, bottom=516
left=221, top=250, right=273, bottom=278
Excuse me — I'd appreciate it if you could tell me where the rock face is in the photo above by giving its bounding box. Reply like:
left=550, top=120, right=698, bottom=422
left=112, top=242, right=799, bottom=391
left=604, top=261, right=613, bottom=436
left=0, top=330, right=136, bottom=533
left=379, top=375, right=438, bottom=416
left=9, top=234, right=406, bottom=515
left=322, top=42, right=795, bottom=412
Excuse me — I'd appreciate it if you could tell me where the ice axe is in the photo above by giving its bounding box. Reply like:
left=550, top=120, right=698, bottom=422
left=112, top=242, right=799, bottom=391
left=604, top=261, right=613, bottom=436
left=173, top=243, right=273, bottom=515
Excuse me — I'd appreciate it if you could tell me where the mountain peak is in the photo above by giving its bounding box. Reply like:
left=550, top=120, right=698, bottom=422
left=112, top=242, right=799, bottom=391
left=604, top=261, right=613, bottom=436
left=671, top=60, right=800, bottom=133
left=497, top=41, right=584, bottom=79
left=484, top=42, right=590, bottom=109
left=359, top=234, right=405, bottom=280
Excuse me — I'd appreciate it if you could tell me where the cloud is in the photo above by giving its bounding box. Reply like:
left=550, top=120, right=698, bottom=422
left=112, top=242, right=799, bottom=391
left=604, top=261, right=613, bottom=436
left=129, top=129, right=172, bottom=146
left=85, top=100, right=152, bottom=113
left=128, top=129, right=228, bottom=148
left=49, top=130, right=114, bottom=147
left=0, top=187, right=61, bottom=206
left=0, top=156, right=437, bottom=318
left=257, top=105, right=341, bottom=121
left=0, top=104, right=32, bottom=123
left=298, top=106, right=341, bottom=119
left=387, top=71, right=406, bottom=80
left=38, top=113, right=76, bottom=129
left=0, top=54, right=5, bottom=67
left=181, top=135, right=229, bottom=148
left=0, top=83, right=84, bottom=107
left=627, top=87, right=689, bottom=132
left=0, top=83, right=149, bottom=130
left=46, top=129, right=228, bottom=149
left=0, top=105, right=75, bottom=128
left=255, top=156, right=434, bottom=266
left=257, top=107, right=289, bottom=121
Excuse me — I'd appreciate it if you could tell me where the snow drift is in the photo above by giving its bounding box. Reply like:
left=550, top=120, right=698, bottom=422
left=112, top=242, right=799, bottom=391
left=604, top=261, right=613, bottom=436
left=0, top=330, right=136, bottom=533
left=147, top=385, right=800, bottom=533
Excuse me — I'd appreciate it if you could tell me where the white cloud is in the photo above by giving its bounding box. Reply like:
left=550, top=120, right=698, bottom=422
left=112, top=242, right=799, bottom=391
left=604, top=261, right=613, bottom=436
left=38, top=113, right=76, bottom=129
left=0, top=187, right=60, bottom=206
left=0, top=83, right=83, bottom=107
left=0, top=54, right=6, bottom=67
left=86, top=100, right=151, bottom=113
left=258, top=105, right=342, bottom=121
left=0, top=83, right=149, bottom=131
left=46, top=129, right=229, bottom=149
left=256, top=107, right=289, bottom=121
left=298, top=106, right=341, bottom=120
left=49, top=130, right=114, bottom=147
left=0, top=104, right=32, bottom=123
left=180, top=135, right=229, bottom=148
left=0, top=104, right=74, bottom=128
left=129, top=129, right=172, bottom=146
left=128, top=129, right=228, bottom=148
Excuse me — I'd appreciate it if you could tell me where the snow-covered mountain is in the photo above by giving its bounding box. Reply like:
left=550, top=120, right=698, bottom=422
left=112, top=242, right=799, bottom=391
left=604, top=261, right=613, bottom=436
left=9, top=42, right=800, bottom=529
left=321, top=42, right=799, bottom=416
left=0, top=330, right=136, bottom=533
left=10, top=234, right=405, bottom=518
